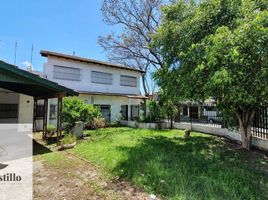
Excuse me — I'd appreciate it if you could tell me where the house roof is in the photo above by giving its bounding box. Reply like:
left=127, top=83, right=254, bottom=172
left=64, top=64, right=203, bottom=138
left=0, top=60, right=78, bottom=98
left=40, top=50, right=145, bottom=73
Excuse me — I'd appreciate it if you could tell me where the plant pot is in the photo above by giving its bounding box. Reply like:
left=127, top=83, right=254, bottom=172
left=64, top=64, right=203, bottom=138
left=61, top=142, right=76, bottom=149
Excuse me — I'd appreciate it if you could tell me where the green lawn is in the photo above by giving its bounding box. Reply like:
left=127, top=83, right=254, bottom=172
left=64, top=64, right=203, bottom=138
left=71, top=127, right=268, bottom=200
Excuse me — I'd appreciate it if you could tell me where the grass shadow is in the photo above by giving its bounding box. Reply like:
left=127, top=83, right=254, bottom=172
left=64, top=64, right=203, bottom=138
left=113, top=135, right=268, bottom=199
left=33, top=139, right=52, bottom=156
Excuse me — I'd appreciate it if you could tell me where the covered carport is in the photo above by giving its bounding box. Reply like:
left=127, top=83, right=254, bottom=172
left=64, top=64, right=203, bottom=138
left=0, top=60, right=78, bottom=141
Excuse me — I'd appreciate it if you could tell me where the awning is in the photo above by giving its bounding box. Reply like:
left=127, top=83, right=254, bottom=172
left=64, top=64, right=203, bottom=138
left=0, top=60, right=78, bottom=98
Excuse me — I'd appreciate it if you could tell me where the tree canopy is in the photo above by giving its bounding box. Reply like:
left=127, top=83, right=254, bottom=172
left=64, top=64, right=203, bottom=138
left=99, top=0, right=165, bottom=95
left=152, top=0, right=268, bottom=149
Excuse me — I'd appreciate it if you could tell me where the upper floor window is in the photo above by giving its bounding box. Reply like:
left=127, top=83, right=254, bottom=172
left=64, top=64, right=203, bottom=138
left=91, top=71, right=112, bottom=85
left=120, top=75, right=137, bottom=87
left=54, top=65, right=80, bottom=81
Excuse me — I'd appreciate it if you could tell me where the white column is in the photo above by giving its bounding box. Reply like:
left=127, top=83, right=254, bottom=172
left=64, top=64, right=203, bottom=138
left=128, top=98, right=131, bottom=121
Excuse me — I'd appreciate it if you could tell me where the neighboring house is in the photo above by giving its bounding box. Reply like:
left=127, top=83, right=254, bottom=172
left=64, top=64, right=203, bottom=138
left=40, top=50, right=147, bottom=125
left=147, top=92, right=220, bottom=123
left=179, top=99, right=221, bottom=123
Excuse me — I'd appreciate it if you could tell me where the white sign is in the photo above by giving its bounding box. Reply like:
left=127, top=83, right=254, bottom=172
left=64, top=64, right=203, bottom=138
left=0, top=124, right=33, bottom=200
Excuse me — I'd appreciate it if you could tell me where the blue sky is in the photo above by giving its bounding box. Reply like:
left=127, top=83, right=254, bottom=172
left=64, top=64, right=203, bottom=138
left=0, top=0, right=115, bottom=71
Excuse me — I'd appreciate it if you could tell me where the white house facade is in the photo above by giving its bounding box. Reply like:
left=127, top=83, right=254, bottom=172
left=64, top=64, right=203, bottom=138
left=41, top=50, right=147, bottom=125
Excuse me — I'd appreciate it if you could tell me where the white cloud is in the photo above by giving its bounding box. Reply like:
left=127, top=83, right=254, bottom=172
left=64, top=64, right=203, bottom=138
left=21, top=61, right=34, bottom=70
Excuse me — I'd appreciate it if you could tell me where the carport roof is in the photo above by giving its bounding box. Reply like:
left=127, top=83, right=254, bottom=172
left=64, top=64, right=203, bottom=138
left=0, top=60, right=78, bottom=98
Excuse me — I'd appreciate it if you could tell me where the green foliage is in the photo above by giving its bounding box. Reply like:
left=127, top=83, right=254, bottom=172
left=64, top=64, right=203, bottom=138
left=73, top=127, right=268, bottom=199
left=142, top=100, right=164, bottom=122
left=152, top=0, right=268, bottom=147
left=158, top=92, right=179, bottom=121
left=62, top=97, right=101, bottom=132
left=153, top=0, right=268, bottom=108
left=140, top=98, right=179, bottom=124
left=61, top=134, right=76, bottom=145
left=47, top=124, right=56, bottom=133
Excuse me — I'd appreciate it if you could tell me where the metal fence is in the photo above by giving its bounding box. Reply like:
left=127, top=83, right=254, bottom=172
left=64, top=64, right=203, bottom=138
left=177, top=104, right=268, bottom=140
left=252, top=107, right=268, bottom=139
left=121, top=101, right=268, bottom=140
left=175, top=104, right=223, bottom=128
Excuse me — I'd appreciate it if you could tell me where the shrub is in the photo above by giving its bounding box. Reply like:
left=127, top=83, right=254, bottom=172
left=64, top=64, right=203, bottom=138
left=62, top=97, right=101, bottom=132
left=143, top=100, right=164, bottom=123
left=47, top=124, right=56, bottom=134
left=86, top=118, right=106, bottom=130
left=61, top=134, right=76, bottom=144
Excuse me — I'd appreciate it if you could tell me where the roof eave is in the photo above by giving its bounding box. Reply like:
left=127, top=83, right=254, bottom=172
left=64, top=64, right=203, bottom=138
left=40, top=50, right=146, bottom=74
left=0, top=60, right=78, bottom=97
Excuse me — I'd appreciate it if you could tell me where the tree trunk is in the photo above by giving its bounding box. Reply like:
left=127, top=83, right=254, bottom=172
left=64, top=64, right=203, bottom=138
left=141, top=74, right=149, bottom=96
left=239, top=123, right=252, bottom=150
left=170, top=115, right=173, bottom=129
left=236, top=110, right=256, bottom=150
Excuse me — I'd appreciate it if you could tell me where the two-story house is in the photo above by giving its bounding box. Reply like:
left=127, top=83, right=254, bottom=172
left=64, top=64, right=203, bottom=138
left=40, top=50, right=147, bottom=125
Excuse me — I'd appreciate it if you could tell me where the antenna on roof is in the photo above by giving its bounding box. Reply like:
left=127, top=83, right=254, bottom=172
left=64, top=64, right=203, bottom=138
left=14, top=40, right=17, bottom=65
left=29, top=44, right=34, bottom=71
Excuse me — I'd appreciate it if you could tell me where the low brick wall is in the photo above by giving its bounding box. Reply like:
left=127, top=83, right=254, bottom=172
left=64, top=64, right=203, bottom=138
left=120, top=120, right=268, bottom=151
left=173, top=122, right=241, bottom=142
left=173, top=122, right=268, bottom=151
left=120, top=120, right=169, bottom=129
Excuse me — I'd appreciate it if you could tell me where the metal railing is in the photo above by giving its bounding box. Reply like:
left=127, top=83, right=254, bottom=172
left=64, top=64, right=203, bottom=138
left=175, top=104, right=223, bottom=128
left=121, top=102, right=268, bottom=140
left=178, top=104, right=268, bottom=140
left=252, top=107, right=268, bottom=139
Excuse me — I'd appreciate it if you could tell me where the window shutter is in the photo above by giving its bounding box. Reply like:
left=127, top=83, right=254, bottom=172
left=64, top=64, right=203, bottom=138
left=54, top=65, right=80, bottom=81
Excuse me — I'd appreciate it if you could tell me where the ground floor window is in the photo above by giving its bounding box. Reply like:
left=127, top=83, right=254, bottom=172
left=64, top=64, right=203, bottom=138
left=49, top=104, right=56, bottom=119
left=0, top=104, right=18, bottom=119
left=131, top=105, right=140, bottom=120
left=182, top=105, right=188, bottom=116
left=94, top=104, right=111, bottom=123
left=35, top=104, right=44, bottom=118
left=121, top=105, right=128, bottom=120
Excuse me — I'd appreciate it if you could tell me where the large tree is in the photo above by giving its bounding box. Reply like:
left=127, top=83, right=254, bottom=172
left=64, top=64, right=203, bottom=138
left=153, top=0, right=268, bottom=149
left=99, top=0, right=165, bottom=95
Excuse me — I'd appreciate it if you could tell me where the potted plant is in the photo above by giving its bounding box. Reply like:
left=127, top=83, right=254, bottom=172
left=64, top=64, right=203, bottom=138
left=61, top=134, right=77, bottom=149
left=46, top=124, right=56, bottom=137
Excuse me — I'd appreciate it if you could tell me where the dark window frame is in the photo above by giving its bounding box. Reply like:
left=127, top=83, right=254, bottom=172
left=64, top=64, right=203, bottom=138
left=121, top=105, right=128, bottom=120
left=130, top=105, right=140, bottom=120
left=49, top=104, right=57, bottom=119
left=35, top=104, right=44, bottom=118
left=0, top=104, right=18, bottom=119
